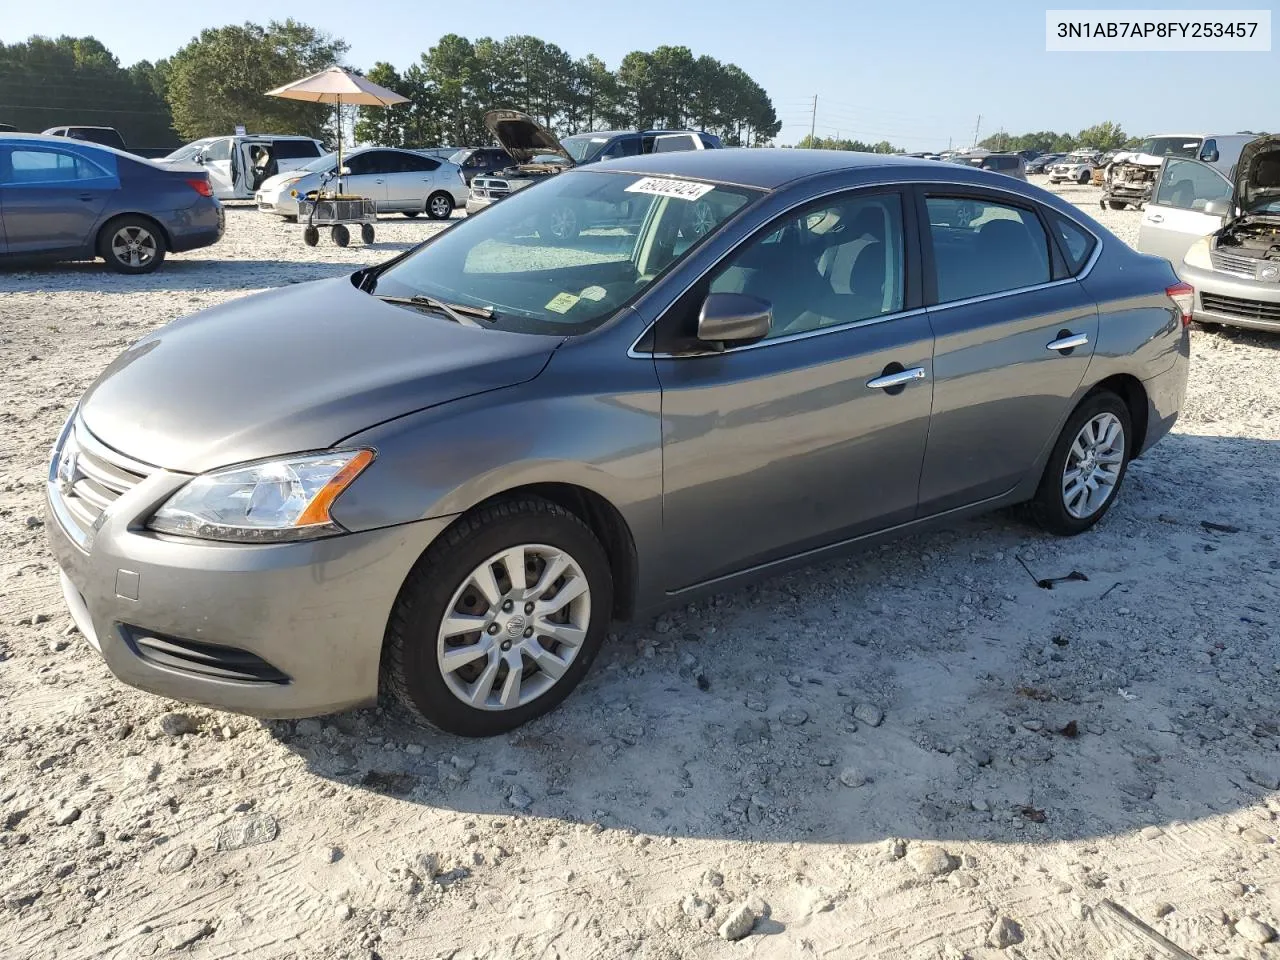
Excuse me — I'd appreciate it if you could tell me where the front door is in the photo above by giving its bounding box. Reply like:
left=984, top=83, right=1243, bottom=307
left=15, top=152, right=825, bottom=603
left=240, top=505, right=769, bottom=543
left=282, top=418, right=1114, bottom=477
left=1137, top=157, right=1232, bottom=266
left=340, top=151, right=392, bottom=207
left=654, top=188, right=934, bottom=590
left=915, top=191, right=1099, bottom=513
left=198, top=138, right=238, bottom=199
left=0, top=143, right=115, bottom=254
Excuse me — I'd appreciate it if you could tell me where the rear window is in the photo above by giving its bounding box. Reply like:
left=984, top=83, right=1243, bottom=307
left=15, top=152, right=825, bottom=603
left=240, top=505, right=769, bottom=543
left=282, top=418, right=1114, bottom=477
left=653, top=134, right=698, bottom=153
left=272, top=139, right=321, bottom=159
left=1047, top=212, right=1097, bottom=275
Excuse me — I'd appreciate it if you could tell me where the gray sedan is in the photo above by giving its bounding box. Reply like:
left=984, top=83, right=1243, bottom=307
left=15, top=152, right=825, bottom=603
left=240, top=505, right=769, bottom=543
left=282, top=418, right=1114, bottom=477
left=46, top=150, right=1190, bottom=736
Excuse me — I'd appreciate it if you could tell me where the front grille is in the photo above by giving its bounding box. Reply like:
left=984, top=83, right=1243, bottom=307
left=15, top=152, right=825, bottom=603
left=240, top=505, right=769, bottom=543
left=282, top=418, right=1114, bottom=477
left=1211, top=250, right=1264, bottom=279
left=51, top=420, right=153, bottom=542
left=124, top=627, right=291, bottom=684
left=1200, top=292, right=1280, bottom=324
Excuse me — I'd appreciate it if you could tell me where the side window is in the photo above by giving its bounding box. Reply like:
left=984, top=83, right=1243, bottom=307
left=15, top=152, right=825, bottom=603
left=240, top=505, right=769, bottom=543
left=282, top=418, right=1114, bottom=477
left=1153, top=158, right=1231, bottom=211
left=602, top=136, right=641, bottom=159
left=203, top=139, right=233, bottom=162
left=1047, top=211, right=1098, bottom=275
left=396, top=153, right=440, bottom=172
left=654, top=134, right=698, bottom=153
left=708, top=192, right=907, bottom=340
left=2, top=147, right=109, bottom=184
left=926, top=196, right=1051, bottom=302
left=344, top=152, right=382, bottom=175
left=272, top=139, right=321, bottom=160
left=1199, top=138, right=1218, bottom=162
left=699, top=134, right=718, bottom=148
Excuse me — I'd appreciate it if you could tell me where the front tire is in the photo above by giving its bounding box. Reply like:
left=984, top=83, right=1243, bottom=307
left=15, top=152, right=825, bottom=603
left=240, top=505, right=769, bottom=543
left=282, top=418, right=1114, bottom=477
left=99, top=216, right=166, bottom=274
left=1078, top=170, right=1091, bottom=185
left=1030, top=391, right=1132, bottom=536
left=331, top=224, right=350, bottom=247
left=426, top=192, right=454, bottom=220
left=1107, top=200, right=1126, bottom=210
left=402, top=210, right=420, bottom=219
left=384, top=497, right=613, bottom=737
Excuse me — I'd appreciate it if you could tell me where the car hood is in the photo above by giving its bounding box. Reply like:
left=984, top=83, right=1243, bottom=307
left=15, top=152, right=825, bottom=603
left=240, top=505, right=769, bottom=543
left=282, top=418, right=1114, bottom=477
left=78, top=277, right=562, bottom=474
left=484, top=110, right=574, bottom=166
left=259, top=169, right=314, bottom=192
left=1235, top=135, right=1280, bottom=214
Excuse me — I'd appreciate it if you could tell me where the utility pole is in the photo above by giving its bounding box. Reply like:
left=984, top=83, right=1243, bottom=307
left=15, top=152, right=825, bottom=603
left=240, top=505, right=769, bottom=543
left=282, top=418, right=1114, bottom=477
left=809, top=95, right=818, bottom=144
left=972, top=114, right=981, bottom=148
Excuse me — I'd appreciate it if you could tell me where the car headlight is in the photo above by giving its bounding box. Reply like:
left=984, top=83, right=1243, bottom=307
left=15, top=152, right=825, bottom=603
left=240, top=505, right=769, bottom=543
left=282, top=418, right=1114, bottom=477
left=1184, top=236, right=1213, bottom=271
left=148, top=449, right=374, bottom=543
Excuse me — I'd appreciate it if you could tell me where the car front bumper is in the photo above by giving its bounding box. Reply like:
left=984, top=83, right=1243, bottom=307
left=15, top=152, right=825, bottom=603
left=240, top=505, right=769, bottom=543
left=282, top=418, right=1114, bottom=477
left=45, top=455, right=452, bottom=718
left=256, top=189, right=301, bottom=217
left=1179, top=262, right=1280, bottom=332
left=465, top=194, right=496, bottom=215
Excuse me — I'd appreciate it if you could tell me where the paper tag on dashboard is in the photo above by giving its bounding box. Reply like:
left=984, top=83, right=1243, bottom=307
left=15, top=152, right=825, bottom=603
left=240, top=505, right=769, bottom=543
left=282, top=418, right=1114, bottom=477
left=578, top=286, right=607, bottom=302
left=625, top=177, right=714, bottom=201
left=545, top=292, right=580, bottom=313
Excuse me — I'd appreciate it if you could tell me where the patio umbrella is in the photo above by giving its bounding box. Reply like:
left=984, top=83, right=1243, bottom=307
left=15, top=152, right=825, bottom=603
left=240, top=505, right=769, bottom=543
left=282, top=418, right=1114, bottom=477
left=265, top=67, right=408, bottom=193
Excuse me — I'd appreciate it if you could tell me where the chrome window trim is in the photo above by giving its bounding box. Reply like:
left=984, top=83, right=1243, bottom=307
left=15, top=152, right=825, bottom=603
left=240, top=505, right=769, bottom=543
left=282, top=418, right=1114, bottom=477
left=626, top=177, right=1104, bottom=359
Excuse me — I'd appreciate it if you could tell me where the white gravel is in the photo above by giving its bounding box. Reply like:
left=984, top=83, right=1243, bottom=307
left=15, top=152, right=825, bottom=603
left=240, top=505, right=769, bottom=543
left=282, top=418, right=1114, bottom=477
left=2, top=186, right=1280, bottom=960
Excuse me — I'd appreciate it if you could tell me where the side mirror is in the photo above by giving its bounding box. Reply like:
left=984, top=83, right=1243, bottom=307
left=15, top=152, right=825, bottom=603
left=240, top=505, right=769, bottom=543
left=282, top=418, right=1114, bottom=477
left=1203, top=199, right=1232, bottom=217
left=696, top=292, right=772, bottom=347
left=1201, top=149, right=1220, bottom=163
left=339, top=166, right=352, bottom=176
left=193, top=153, right=205, bottom=165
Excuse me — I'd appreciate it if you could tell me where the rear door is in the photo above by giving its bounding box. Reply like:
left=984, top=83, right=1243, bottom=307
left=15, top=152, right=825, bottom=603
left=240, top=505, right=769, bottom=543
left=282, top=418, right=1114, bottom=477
left=0, top=143, right=117, bottom=254
left=1137, top=157, right=1231, bottom=265
left=387, top=152, right=441, bottom=209
left=916, top=188, right=1099, bottom=514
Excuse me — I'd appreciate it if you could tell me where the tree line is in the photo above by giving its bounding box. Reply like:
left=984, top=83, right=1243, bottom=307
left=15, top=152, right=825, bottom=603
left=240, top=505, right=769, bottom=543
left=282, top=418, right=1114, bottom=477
left=0, top=22, right=780, bottom=150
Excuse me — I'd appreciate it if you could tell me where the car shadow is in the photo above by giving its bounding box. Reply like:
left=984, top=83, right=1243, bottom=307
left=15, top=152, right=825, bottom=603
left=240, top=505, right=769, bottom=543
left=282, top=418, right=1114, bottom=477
left=1197, top=324, right=1280, bottom=350
left=274, top=432, right=1280, bottom=848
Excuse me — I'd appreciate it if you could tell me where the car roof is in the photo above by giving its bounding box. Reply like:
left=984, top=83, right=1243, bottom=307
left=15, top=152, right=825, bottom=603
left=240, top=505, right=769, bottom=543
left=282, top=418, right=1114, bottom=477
left=562, top=129, right=706, bottom=139
left=1, top=132, right=148, bottom=166
left=590, top=147, right=946, bottom=190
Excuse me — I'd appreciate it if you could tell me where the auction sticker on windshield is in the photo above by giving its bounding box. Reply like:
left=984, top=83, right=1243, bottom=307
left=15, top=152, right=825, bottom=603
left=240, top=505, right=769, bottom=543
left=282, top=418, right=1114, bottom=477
left=625, top=177, right=715, bottom=201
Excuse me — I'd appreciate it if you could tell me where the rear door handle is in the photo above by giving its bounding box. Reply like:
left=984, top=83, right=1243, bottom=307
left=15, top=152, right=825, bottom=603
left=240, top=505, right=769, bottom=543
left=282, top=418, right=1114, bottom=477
left=79, top=194, right=96, bottom=202
left=1147, top=214, right=1164, bottom=223
left=866, top=367, right=927, bottom=390
left=1047, top=333, right=1089, bottom=352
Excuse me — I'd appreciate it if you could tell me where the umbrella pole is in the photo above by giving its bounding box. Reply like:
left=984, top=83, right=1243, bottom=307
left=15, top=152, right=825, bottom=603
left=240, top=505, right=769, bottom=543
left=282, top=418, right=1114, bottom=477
left=336, top=97, right=343, bottom=196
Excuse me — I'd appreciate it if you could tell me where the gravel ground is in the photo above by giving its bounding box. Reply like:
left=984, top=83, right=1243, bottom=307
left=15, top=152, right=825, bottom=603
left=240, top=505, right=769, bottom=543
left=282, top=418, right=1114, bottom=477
left=2, top=183, right=1279, bottom=960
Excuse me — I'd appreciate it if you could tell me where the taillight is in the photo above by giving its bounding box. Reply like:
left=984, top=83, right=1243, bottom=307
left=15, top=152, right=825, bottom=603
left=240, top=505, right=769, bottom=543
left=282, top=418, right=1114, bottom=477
left=1166, top=282, right=1194, bottom=327
left=186, top=178, right=213, bottom=198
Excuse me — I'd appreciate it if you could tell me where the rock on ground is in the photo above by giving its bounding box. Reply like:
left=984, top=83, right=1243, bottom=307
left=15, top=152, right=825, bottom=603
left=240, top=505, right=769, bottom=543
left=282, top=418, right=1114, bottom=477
left=718, top=903, right=756, bottom=941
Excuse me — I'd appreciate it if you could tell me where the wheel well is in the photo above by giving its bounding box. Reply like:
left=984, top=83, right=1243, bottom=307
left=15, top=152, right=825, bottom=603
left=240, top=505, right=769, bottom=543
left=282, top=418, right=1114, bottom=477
left=474, top=483, right=638, bottom=620
left=1088, top=374, right=1149, bottom=454
left=97, top=213, right=172, bottom=255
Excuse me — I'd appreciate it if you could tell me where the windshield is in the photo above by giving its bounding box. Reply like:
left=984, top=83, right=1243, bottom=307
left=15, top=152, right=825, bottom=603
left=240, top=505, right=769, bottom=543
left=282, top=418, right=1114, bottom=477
left=296, top=152, right=337, bottom=174
left=164, top=139, right=214, bottom=162
left=370, top=170, right=759, bottom=334
left=1137, top=136, right=1202, bottom=158
left=561, top=135, right=609, bottom=163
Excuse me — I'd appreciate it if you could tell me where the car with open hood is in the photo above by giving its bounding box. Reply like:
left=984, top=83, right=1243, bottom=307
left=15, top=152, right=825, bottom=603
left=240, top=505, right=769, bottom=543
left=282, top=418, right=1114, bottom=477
left=465, top=110, right=720, bottom=230
left=1137, top=135, right=1280, bottom=331
left=1102, top=133, right=1255, bottom=210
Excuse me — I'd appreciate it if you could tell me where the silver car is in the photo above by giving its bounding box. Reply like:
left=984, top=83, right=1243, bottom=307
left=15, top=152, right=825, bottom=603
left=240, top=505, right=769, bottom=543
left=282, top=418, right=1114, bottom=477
left=1137, top=136, right=1280, bottom=332
left=46, top=150, right=1190, bottom=736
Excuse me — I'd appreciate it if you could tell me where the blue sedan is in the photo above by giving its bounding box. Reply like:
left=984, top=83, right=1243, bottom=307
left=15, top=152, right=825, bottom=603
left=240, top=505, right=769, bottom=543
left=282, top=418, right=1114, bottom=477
left=0, top=134, right=224, bottom=274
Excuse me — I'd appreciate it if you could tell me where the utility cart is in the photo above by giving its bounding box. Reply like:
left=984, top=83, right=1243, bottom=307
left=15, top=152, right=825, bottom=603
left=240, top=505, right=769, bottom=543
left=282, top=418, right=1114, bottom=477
left=298, top=191, right=377, bottom=247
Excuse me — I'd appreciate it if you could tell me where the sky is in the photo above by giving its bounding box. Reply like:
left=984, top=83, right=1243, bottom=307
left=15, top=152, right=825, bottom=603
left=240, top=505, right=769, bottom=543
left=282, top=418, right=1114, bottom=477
left=5, top=0, right=1277, bottom=147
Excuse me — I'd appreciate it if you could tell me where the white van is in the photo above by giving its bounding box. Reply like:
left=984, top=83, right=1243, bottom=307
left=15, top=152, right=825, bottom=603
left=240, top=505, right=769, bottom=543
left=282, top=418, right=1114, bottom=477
left=154, top=135, right=325, bottom=200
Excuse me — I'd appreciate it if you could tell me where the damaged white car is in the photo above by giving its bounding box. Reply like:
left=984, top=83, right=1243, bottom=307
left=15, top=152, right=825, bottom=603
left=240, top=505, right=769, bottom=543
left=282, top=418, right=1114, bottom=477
left=1137, top=135, right=1280, bottom=332
left=1102, top=133, right=1255, bottom=211
left=1047, top=150, right=1103, bottom=185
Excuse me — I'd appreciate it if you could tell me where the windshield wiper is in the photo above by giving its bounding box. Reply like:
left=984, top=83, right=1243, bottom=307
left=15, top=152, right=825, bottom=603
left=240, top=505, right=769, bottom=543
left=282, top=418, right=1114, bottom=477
left=375, top=294, right=495, bottom=326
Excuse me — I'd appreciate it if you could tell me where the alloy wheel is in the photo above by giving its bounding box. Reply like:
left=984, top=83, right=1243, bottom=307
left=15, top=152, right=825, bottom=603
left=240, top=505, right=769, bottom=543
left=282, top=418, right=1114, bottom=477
left=1061, top=412, right=1125, bottom=519
left=111, top=226, right=157, bottom=269
left=430, top=195, right=452, bottom=218
left=436, top=544, right=591, bottom=711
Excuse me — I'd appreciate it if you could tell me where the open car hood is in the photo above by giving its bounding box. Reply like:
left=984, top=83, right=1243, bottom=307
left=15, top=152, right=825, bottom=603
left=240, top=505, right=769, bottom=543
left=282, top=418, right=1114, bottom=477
left=1235, top=135, right=1280, bottom=214
left=483, top=110, right=573, bottom=166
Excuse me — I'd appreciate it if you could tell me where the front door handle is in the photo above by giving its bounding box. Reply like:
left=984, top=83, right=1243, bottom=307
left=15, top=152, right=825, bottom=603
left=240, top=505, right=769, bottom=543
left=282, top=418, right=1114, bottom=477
left=866, top=367, right=927, bottom=390
left=1047, top=333, right=1089, bottom=352
left=79, top=194, right=96, bottom=202
left=1147, top=213, right=1164, bottom=223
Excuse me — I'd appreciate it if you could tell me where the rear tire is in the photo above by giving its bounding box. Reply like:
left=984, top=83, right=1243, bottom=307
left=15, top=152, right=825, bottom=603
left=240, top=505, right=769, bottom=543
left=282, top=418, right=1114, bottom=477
left=384, top=497, right=613, bottom=737
left=302, top=226, right=319, bottom=247
left=361, top=223, right=375, bottom=244
left=426, top=192, right=454, bottom=220
left=99, top=216, right=167, bottom=274
left=1030, top=391, right=1132, bottom=536
left=331, top=224, right=350, bottom=247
